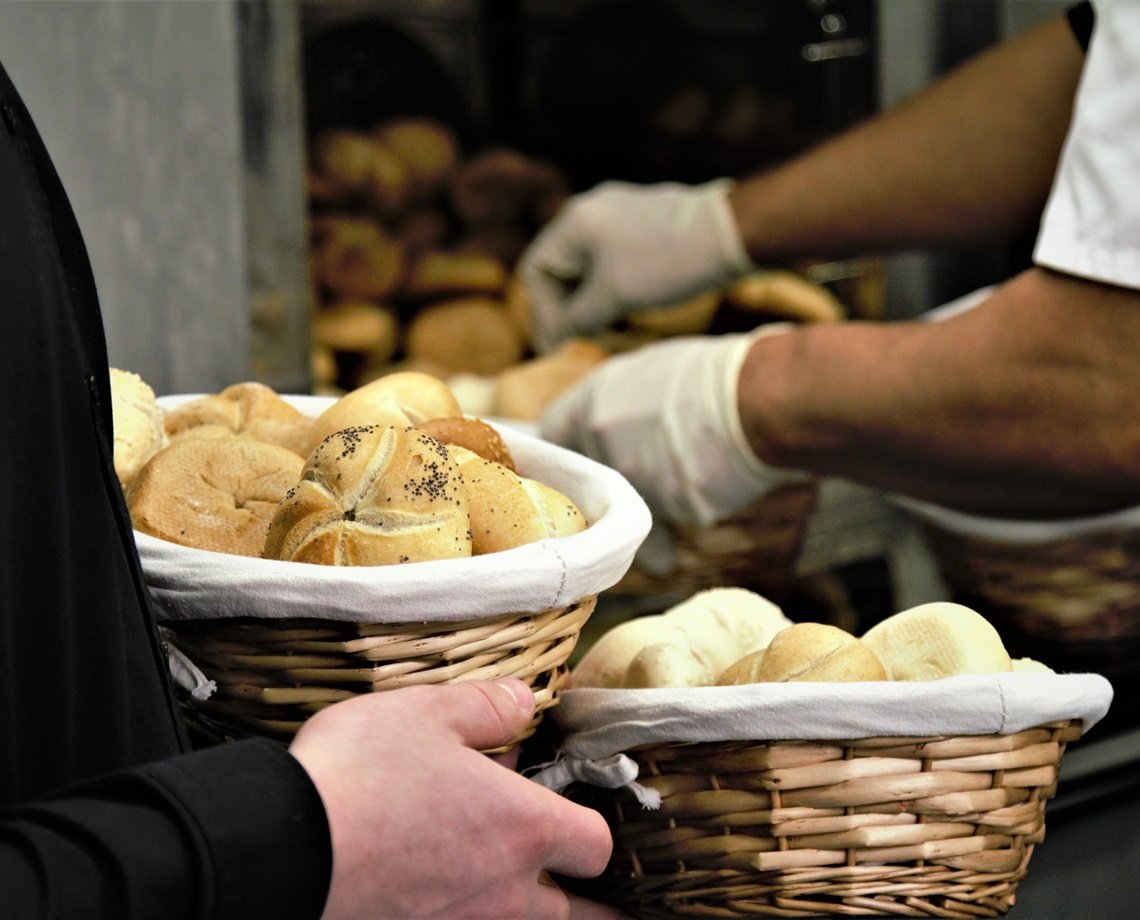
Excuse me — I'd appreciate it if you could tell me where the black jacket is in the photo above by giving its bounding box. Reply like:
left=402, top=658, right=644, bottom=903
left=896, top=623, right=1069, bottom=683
left=0, top=60, right=331, bottom=918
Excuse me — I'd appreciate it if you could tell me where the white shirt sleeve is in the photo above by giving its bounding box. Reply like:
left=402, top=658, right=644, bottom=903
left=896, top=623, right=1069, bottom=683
left=1033, top=0, right=1140, bottom=289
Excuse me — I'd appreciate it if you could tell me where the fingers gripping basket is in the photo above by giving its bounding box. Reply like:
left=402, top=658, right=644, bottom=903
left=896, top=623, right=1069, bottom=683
left=137, top=396, right=651, bottom=745
left=533, top=675, right=1113, bottom=918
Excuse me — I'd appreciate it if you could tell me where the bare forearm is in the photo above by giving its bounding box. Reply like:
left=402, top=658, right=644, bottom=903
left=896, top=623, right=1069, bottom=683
left=729, top=14, right=1085, bottom=263
left=739, top=269, right=1140, bottom=518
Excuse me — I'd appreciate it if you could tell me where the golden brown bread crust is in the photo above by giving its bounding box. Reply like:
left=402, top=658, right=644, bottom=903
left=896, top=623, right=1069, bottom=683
left=264, top=425, right=472, bottom=566
left=405, top=296, right=525, bottom=375
left=449, top=447, right=586, bottom=555
left=494, top=339, right=609, bottom=420
left=304, top=371, right=462, bottom=456
left=163, top=382, right=312, bottom=457
left=110, top=367, right=167, bottom=489
left=127, top=438, right=304, bottom=557
left=419, top=416, right=516, bottom=471
left=719, top=622, right=886, bottom=684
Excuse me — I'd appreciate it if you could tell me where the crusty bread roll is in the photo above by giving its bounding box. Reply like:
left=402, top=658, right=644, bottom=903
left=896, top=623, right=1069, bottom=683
left=265, top=425, right=471, bottom=566
left=128, top=438, right=304, bottom=557
left=448, top=446, right=586, bottom=555
left=304, top=371, right=462, bottom=456
left=312, top=300, right=399, bottom=365
left=723, top=270, right=845, bottom=324
left=419, top=416, right=516, bottom=471
left=163, top=382, right=312, bottom=457
left=719, top=622, right=886, bottom=684
left=1012, top=657, right=1055, bottom=675
left=625, top=290, right=721, bottom=337
left=860, top=602, right=1012, bottom=681
left=310, top=130, right=410, bottom=216
left=402, top=250, right=507, bottom=300
left=448, top=146, right=568, bottom=229
left=373, top=118, right=460, bottom=201
left=573, top=587, right=792, bottom=689
left=494, top=339, right=609, bottom=421
left=311, top=215, right=406, bottom=301
left=110, top=367, right=167, bottom=489
left=405, top=296, right=526, bottom=375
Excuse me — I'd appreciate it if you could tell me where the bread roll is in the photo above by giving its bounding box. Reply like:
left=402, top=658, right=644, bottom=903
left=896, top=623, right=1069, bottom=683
left=494, top=339, right=609, bottom=421
left=128, top=438, right=304, bottom=557
left=311, top=216, right=406, bottom=301
left=1012, top=657, right=1055, bottom=675
left=448, top=446, right=586, bottom=555
left=305, top=371, right=462, bottom=456
left=860, top=602, right=1012, bottom=681
left=405, top=297, right=526, bottom=375
left=572, top=587, right=792, bottom=689
left=402, top=250, right=507, bottom=300
left=625, top=290, right=721, bottom=337
left=110, top=367, right=167, bottom=489
left=719, top=622, right=886, bottom=684
left=723, top=270, right=845, bottom=324
left=449, top=146, right=568, bottom=229
left=312, top=300, right=399, bottom=365
left=163, top=382, right=312, bottom=456
left=419, top=416, right=516, bottom=471
left=373, top=118, right=460, bottom=200
left=265, top=425, right=471, bottom=566
left=310, top=130, right=409, bottom=215
left=444, top=373, right=500, bottom=417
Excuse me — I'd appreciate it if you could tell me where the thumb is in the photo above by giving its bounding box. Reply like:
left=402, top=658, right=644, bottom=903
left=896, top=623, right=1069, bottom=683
left=443, top=678, right=537, bottom=752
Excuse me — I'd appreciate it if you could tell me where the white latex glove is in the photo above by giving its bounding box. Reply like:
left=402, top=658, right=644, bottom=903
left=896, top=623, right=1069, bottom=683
left=521, top=179, right=754, bottom=352
left=540, top=328, right=804, bottom=528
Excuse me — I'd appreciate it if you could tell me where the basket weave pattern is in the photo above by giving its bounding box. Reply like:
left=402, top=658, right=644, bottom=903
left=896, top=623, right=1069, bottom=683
left=919, top=523, right=1140, bottom=687
left=165, top=597, right=595, bottom=745
left=584, top=720, right=1080, bottom=918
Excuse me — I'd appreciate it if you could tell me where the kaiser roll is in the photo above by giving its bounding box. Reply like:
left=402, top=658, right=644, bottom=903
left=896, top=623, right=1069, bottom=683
left=163, top=382, right=313, bottom=456
left=419, top=416, right=516, bottom=471
left=448, top=446, right=586, bottom=555
left=127, top=438, right=304, bottom=557
left=304, top=371, right=462, bottom=456
left=264, top=425, right=471, bottom=566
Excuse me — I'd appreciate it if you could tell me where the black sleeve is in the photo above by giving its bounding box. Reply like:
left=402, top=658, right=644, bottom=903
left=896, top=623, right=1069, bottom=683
left=1067, top=1, right=1095, bottom=52
left=0, top=740, right=333, bottom=920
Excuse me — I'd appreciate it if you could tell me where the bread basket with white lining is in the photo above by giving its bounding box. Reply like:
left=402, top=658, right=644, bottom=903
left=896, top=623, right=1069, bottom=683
left=531, top=593, right=1113, bottom=919
left=136, top=393, right=651, bottom=745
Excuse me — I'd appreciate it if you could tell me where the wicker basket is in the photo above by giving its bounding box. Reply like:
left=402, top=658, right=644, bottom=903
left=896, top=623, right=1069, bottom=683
left=577, top=722, right=1078, bottom=919
left=139, top=396, right=651, bottom=746
left=613, top=480, right=820, bottom=603
left=899, top=498, right=1140, bottom=733
left=538, top=674, right=1112, bottom=918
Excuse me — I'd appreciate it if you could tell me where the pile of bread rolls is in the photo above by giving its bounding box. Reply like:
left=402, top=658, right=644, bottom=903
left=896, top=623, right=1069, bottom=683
left=111, top=367, right=587, bottom=565
left=573, top=589, right=1054, bottom=689
left=306, top=116, right=850, bottom=421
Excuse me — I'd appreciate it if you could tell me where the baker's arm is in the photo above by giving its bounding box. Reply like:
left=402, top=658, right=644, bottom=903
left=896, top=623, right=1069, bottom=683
left=730, top=12, right=1086, bottom=262
left=0, top=739, right=332, bottom=920
left=740, top=267, right=1140, bottom=518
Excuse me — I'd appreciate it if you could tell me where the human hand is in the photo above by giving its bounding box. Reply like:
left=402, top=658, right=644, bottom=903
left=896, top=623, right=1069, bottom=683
left=289, top=678, right=614, bottom=919
left=540, top=330, right=803, bottom=528
left=520, top=180, right=753, bottom=352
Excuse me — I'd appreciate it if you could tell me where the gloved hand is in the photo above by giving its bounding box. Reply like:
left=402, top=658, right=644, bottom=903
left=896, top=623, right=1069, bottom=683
left=520, top=179, right=754, bottom=352
left=540, top=328, right=805, bottom=528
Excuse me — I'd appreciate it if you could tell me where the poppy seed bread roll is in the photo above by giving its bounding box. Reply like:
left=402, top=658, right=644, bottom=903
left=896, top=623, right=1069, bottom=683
left=304, top=371, right=462, bottom=456
left=127, top=438, right=304, bottom=557
left=265, top=425, right=471, bottom=566
left=448, top=446, right=586, bottom=555
left=419, top=416, right=516, bottom=471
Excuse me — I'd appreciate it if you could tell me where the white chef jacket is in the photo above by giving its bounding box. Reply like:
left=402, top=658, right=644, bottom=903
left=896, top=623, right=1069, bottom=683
left=1035, top=1, right=1140, bottom=289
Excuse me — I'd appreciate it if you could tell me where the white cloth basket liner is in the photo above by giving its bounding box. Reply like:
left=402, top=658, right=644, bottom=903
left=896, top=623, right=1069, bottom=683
left=136, top=395, right=652, bottom=625
left=528, top=675, right=1113, bottom=804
